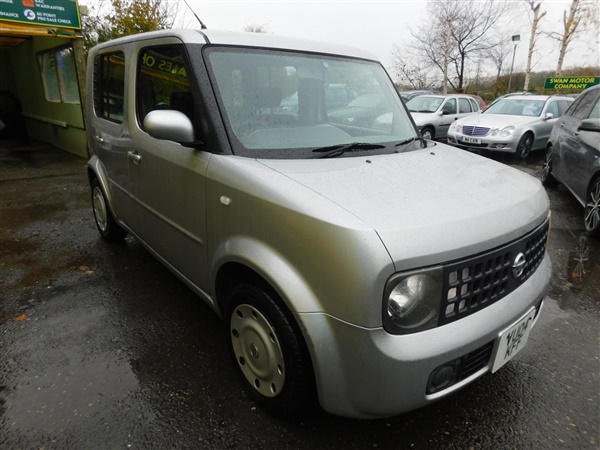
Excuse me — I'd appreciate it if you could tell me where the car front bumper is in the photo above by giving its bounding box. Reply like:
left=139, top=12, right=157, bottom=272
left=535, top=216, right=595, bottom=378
left=298, top=254, right=552, bottom=419
left=447, top=131, right=521, bottom=153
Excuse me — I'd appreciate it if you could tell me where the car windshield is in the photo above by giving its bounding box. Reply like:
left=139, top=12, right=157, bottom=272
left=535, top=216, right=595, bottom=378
left=204, top=47, right=417, bottom=158
left=405, top=96, right=444, bottom=113
left=484, top=98, right=545, bottom=117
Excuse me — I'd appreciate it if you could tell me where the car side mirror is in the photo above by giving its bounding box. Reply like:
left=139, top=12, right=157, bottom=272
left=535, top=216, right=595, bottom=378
left=544, top=113, right=554, bottom=120
left=578, top=118, right=600, bottom=132
left=143, top=110, right=198, bottom=146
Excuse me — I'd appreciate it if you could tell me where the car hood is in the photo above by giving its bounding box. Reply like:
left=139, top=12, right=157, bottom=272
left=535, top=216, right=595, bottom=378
left=457, top=113, right=539, bottom=128
left=259, top=144, right=549, bottom=270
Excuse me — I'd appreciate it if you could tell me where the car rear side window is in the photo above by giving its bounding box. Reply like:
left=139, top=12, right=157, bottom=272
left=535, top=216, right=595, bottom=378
left=458, top=98, right=472, bottom=113
left=569, top=91, right=597, bottom=120
left=93, top=51, right=125, bottom=123
left=589, top=97, right=600, bottom=119
left=136, top=45, right=195, bottom=134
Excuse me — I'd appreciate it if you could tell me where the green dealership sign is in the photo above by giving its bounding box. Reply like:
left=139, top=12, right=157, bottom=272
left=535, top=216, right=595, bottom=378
left=0, top=0, right=81, bottom=30
left=544, top=76, right=600, bottom=90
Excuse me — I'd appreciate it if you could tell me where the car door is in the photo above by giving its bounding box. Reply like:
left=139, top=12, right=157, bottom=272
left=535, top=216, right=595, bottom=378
left=561, top=91, right=600, bottom=200
left=127, top=42, right=211, bottom=290
left=533, top=99, right=561, bottom=148
left=436, top=98, right=458, bottom=138
left=554, top=91, right=597, bottom=185
left=89, top=49, right=135, bottom=227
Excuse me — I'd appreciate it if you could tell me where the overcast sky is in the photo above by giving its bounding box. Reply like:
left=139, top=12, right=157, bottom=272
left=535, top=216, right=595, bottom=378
left=176, top=0, right=599, bottom=79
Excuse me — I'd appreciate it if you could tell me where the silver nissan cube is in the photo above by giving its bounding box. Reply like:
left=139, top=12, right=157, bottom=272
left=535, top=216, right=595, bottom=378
left=86, top=29, right=551, bottom=419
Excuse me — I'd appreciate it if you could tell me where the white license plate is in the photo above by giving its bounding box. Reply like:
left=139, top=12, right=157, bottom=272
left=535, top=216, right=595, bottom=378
left=491, top=308, right=537, bottom=373
left=461, top=136, right=481, bottom=144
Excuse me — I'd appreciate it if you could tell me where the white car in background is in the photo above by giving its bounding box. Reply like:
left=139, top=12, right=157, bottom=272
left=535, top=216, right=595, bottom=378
left=447, top=95, right=574, bottom=158
left=406, top=94, right=480, bottom=140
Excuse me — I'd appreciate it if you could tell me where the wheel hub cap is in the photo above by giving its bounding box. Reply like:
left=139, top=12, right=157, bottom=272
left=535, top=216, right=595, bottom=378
left=230, top=304, right=285, bottom=397
left=585, top=180, right=600, bottom=232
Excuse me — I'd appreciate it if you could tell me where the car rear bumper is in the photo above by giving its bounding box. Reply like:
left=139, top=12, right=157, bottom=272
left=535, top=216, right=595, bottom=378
left=298, top=254, right=551, bottom=419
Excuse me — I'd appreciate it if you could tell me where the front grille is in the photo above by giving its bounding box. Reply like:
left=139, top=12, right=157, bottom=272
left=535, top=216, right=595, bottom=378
left=439, top=218, right=549, bottom=326
left=462, top=125, right=490, bottom=136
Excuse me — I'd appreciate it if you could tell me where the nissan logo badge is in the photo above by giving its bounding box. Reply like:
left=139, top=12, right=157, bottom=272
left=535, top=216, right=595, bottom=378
left=513, top=253, right=526, bottom=278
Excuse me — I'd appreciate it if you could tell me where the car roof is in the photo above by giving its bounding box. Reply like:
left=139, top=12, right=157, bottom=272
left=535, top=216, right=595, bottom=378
left=497, top=95, right=572, bottom=101
left=91, top=28, right=378, bottom=61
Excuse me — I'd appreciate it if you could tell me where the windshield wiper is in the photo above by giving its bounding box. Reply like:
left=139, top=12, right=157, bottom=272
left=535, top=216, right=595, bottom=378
left=312, top=142, right=385, bottom=158
left=395, top=136, right=427, bottom=151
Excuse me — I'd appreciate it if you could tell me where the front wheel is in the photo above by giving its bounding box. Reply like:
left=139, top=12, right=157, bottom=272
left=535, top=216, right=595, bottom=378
left=91, top=179, right=127, bottom=242
left=584, top=177, right=600, bottom=238
left=226, top=282, right=315, bottom=416
left=421, top=127, right=434, bottom=140
left=517, top=132, right=534, bottom=159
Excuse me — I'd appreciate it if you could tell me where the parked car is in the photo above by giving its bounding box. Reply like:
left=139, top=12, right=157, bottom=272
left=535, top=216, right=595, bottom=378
left=405, top=94, right=480, bottom=140
left=87, top=29, right=551, bottom=419
left=541, top=85, right=600, bottom=237
left=398, top=90, right=437, bottom=101
left=467, top=94, right=487, bottom=110
left=447, top=95, right=574, bottom=158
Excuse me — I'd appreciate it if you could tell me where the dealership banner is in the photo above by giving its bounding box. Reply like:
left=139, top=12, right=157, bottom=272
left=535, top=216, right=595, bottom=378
left=544, top=76, right=600, bottom=90
left=0, top=0, right=81, bottom=30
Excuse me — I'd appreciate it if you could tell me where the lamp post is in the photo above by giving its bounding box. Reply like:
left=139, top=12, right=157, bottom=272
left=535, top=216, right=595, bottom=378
left=507, top=34, right=520, bottom=93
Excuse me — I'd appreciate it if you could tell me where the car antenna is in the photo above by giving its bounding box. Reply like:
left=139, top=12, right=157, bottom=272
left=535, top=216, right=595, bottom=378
left=182, top=0, right=207, bottom=29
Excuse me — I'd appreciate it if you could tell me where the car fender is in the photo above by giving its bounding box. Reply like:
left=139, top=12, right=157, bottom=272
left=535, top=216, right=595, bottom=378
left=87, top=155, right=119, bottom=219
left=210, top=235, right=322, bottom=317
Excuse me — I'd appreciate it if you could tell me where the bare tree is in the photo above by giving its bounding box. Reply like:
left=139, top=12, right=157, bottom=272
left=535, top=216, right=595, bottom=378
left=244, top=24, right=270, bottom=34
left=523, top=0, right=547, bottom=91
left=406, top=0, right=508, bottom=93
left=549, top=0, right=599, bottom=75
left=391, top=45, right=438, bottom=89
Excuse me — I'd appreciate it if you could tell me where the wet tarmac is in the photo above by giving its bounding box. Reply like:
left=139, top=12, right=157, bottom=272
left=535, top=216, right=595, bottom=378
left=1, top=140, right=598, bottom=449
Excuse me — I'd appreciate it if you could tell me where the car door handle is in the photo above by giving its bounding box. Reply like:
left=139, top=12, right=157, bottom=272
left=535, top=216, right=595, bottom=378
left=128, top=151, right=142, bottom=165
left=95, top=135, right=104, bottom=144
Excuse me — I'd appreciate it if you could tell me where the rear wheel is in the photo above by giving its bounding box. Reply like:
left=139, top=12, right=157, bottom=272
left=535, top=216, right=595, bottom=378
left=517, top=132, right=534, bottom=159
left=541, top=146, right=559, bottom=187
left=91, top=179, right=127, bottom=242
left=584, top=177, right=600, bottom=237
left=226, top=282, right=315, bottom=416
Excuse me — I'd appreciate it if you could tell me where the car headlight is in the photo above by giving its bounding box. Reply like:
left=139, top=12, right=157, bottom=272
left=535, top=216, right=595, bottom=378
left=383, top=267, right=443, bottom=334
left=449, top=122, right=462, bottom=134
left=499, top=126, right=516, bottom=137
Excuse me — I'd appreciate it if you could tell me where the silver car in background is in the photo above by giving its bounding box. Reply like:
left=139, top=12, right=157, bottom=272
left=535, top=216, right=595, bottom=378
left=447, top=95, right=573, bottom=158
left=406, top=94, right=480, bottom=140
left=542, top=85, right=600, bottom=236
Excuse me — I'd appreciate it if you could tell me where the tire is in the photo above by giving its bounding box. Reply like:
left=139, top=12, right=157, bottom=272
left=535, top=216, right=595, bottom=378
left=541, top=146, right=559, bottom=187
left=517, top=132, right=533, bottom=159
left=584, top=177, right=600, bottom=238
left=421, top=127, right=434, bottom=140
left=226, top=282, right=315, bottom=416
left=91, top=179, right=127, bottom=242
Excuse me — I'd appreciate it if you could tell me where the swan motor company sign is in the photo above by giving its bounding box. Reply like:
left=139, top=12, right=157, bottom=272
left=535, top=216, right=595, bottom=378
left=544, top=77, right=600, bottom=91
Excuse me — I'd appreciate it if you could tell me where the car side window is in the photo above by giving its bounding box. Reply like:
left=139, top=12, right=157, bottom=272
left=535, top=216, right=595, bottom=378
left=443, top=99, right=457, bottom=114
left=568, top=91, right=596, bottom=120
left=458, top=98, right=472, bottom=113
left=557, top=100, right=572, bottom=116
left=546, top=101, right=559, bottom=117
left=136, top=45, right=195, bottom=133
left=589, top=97, right=600, bottom=119
left=94, top=51, right=125, bottom=123
left=468, top=98, right=479, bottom=111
